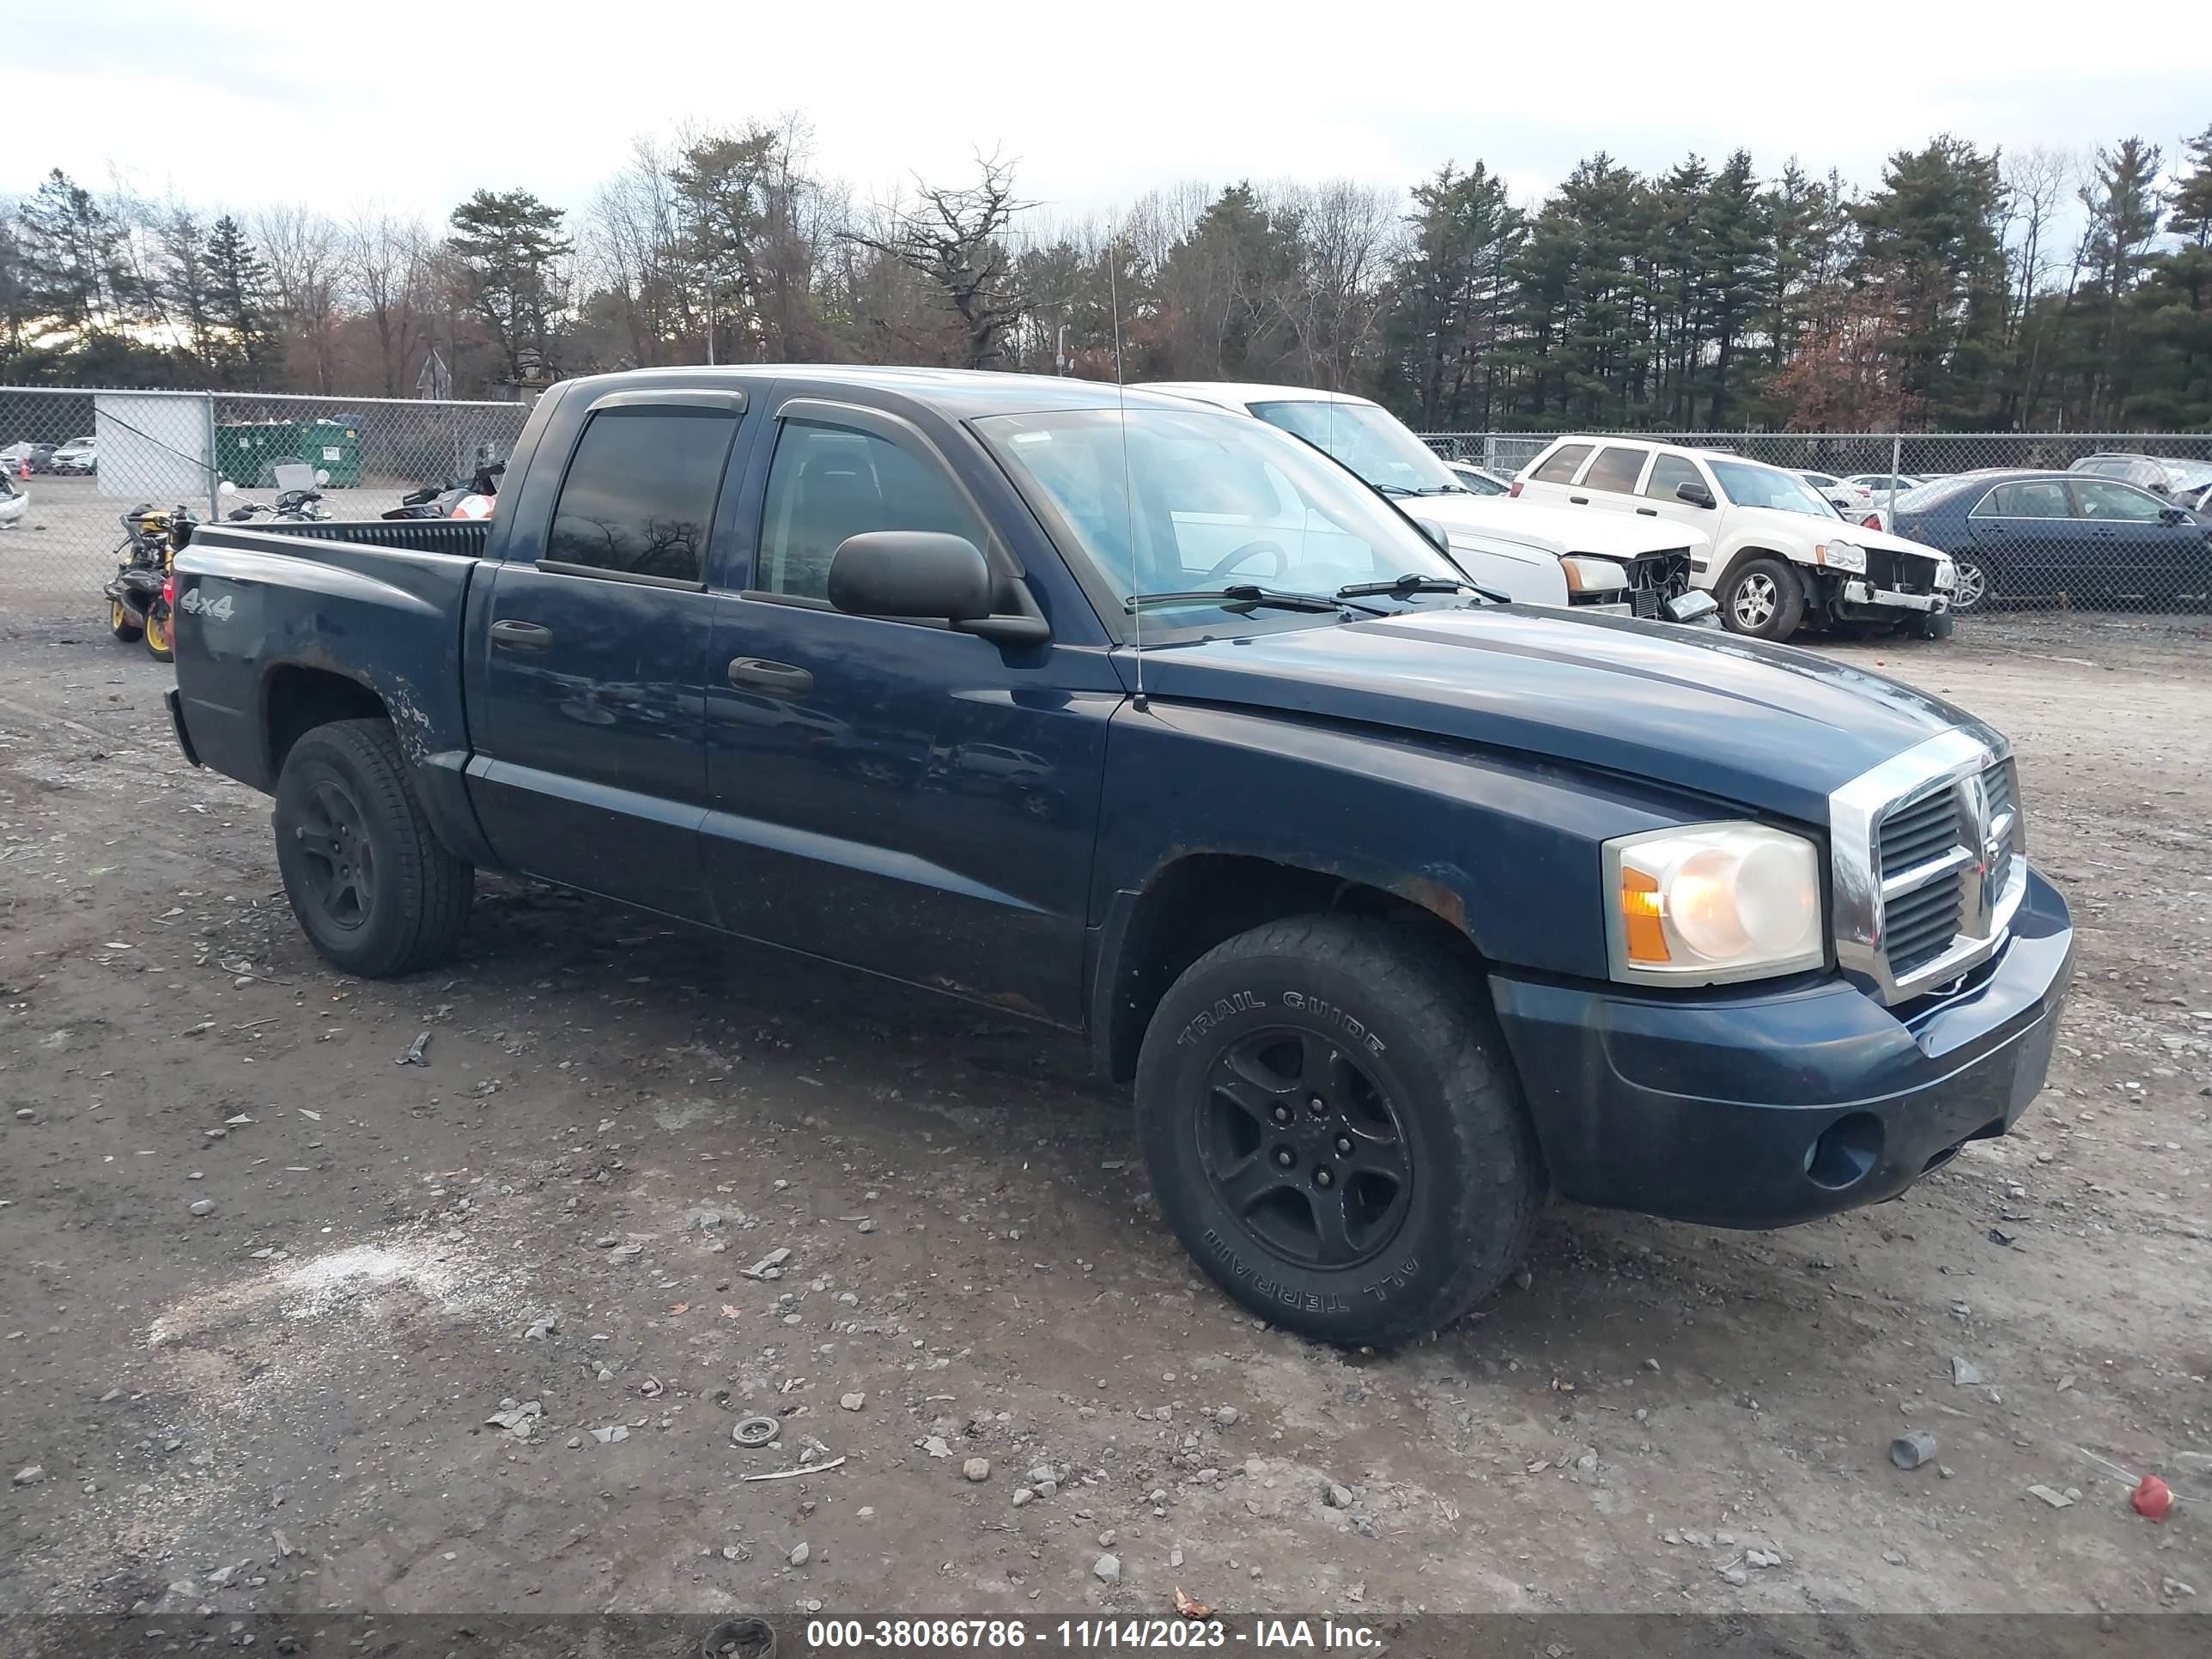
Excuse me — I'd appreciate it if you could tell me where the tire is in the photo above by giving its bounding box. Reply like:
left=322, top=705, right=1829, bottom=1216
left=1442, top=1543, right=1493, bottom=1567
left=143, top=604, right=173, bottom=662
left=110, top=599, right=143, bottom=643
left=1135, top=914, right=1543, bottom=1347
left=1719, top=556, right=1807, bottom=641
left=1948, top=553, right=1993, bottom=614
left=272, top=718, right=473, bottom=977
left=1917, top=611, right=1956, bottom=641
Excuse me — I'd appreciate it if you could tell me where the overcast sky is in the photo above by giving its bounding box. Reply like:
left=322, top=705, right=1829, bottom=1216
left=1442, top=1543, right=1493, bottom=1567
left=15, top=1, right=2200, bottom=230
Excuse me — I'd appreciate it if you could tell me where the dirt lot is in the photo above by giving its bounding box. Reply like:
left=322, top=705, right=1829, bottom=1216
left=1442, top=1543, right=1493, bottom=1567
left=1, top=608, right=2208, bottom=1627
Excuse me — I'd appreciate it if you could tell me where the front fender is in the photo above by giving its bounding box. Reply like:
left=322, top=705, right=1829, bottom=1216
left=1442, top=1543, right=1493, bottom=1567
left=1090, top=698, right=1728, bottom=981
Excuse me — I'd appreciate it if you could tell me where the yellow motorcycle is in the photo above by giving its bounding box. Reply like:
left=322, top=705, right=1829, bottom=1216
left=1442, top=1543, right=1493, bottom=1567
left=103, top=503, right=203, bottom=662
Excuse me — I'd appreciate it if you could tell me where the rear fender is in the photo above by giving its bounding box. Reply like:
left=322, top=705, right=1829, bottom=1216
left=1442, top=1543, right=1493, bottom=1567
left=173, top=529, right=496, bottom=866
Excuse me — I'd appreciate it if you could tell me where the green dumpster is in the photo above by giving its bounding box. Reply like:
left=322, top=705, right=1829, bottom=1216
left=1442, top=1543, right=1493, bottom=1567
left=216, top=418, right=364, bottom=489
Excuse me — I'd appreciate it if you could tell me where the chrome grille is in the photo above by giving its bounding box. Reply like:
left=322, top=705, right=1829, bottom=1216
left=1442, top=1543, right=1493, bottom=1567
left=1878, top=788, right=1960, bottom=872
left=1883, top=872, right=1963, bottom=975
left=1831, top=731, right=2029, bottom=1004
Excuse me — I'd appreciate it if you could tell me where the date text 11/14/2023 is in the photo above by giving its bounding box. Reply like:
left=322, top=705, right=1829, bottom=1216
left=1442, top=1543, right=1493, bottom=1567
left=800, top=1616, right=1383, bottom=1650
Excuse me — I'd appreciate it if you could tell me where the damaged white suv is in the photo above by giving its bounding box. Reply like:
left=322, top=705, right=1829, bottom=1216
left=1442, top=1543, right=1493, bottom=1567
left=1514, top=436, right=1957, bottom=642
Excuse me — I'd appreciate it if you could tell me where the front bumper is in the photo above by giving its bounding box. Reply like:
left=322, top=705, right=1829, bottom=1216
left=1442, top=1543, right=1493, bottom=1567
left=1489, top=866, right=2073, bottom=1229
left=1841, top=579, right=1948, bottom=614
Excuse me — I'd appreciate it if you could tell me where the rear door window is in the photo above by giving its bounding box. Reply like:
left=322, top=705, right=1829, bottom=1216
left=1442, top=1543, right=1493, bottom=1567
left=1530, top=443, right=1595, bottom=484
left=545, top=407, right=738, bottom=584
left=1978, top=481, right=2069, bottom=519
left=1581, top=445, right=1650, bottom=494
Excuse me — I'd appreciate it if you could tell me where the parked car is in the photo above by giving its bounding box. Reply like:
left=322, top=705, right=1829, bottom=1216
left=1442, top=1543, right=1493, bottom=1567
left=1444, top=459, right=1511, bottom=495
left=0, top=472, right=26, bottom=529
left=167, top=364, right=2074, bottom=1347
left=1513, top=435, right=1956, bottom=641
left=0, top=441, right=58, bottom=475
left=1799, top=471, right=1874, bottom=514
left=1142, top=383, right=1715, bottom=624
left=50, top=436, right=96, bottom=475
left=2068, top=453, right=2212, bottom=500
left=1887, top=469, right=2212, bottom=611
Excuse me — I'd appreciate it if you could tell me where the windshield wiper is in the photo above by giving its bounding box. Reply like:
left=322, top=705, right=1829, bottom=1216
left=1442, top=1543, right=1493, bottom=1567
left=1336, top=573, right=1511, bottom=605
left=1369, top=482, right=1418, bottom=497
left=1409, top=483, right=1470, bottom=495
left=1127, top=584, right=1391, bottom=617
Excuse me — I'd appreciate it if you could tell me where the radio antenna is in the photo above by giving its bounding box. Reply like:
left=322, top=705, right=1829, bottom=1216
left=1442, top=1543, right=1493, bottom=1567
left=1108, top=225, right=1143, bottom=710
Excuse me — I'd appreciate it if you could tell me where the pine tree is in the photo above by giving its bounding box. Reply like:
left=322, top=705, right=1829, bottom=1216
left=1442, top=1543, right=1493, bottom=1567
left=15, top=169, right=131, bottom=336
left=448, top=188, right=573, bottom=385
left=203, top=215, right=274, bottom=386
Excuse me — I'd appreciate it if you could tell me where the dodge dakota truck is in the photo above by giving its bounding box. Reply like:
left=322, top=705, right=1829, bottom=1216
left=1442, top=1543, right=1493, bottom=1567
left=167, top=366, right=2074, bottom=1347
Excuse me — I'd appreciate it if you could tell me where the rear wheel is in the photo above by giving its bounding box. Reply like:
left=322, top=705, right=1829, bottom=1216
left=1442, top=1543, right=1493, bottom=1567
left=1948, top=553, right=1994, bottom=614
left=1720, top=557, right=1806, bottom=641
left=273, top=718, right=474, bottom=977
left=1136, top=914, right=1543, bottom=1347
left=143, top=604, right=173, bottom=661
left=110, top=599, right=142, bottom=643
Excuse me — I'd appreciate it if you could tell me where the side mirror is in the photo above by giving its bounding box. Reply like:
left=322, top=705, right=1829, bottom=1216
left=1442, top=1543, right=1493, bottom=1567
left=217, top=479, right=237, bottom=497
left=2159, top=506, right=2189, bottom=526
left=314, top=468, right=331, bottom=487
left=828, top=531, right=994, bottom=623
left=1413, top=516, right=1451, bottom=553
left=1674, top=481, right=1716, bottom=509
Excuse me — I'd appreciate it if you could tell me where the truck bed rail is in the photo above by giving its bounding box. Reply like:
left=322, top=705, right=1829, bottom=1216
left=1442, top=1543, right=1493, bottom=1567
left=185, top=518, right=493, bottom=559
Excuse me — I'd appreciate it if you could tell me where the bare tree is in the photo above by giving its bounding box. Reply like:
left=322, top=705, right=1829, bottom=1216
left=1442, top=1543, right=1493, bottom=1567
left=842, top=151, right=1033, bottom=369
left=342, top=207, right=431, bottom=395
left=258, top=204, right=343, bottom=392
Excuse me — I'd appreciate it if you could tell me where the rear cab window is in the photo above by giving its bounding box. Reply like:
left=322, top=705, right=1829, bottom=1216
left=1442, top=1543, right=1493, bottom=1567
left=1530, top=443, right=1595, bottom=484
left=544, top=406, right=739, bottom=586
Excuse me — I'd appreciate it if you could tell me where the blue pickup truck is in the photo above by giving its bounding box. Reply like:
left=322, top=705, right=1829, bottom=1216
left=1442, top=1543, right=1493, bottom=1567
left=167, top=366, right=2074, bottom=1346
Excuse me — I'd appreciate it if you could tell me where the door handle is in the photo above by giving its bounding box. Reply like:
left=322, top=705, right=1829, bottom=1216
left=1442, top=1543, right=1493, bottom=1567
left=1636, top=507, right=1656, bottom=517
left=1569, top=495, right=1590, bottom=505
left=490, top=619, right=552, bottom=652
left=727, top=657, right=813, bottom=697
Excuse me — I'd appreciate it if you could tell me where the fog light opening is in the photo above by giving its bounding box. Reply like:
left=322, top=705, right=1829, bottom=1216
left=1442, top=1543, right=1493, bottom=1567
left=1805, top=1111, right=1884, bottom=1191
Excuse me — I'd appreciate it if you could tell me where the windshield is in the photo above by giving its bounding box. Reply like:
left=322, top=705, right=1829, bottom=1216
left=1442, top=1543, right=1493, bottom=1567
left=1248, top=400, right=1463, bottom=495
left=976, top=406, right=1469, bottom=635
left=1709, top=459, right=1839, bottom=518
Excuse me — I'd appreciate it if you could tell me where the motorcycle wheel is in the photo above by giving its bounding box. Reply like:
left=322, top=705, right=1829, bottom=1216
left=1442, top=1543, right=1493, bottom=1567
left=110, top=599, right=143, bottom=643
left=144, top=604, right=174, bottom=663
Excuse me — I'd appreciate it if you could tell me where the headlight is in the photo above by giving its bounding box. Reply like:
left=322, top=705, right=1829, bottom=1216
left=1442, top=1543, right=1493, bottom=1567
left=1933, top=559, right=1956, bottom=590
left=1814, top=541, right=1867, bottom=574
left=1561, top=556, right=1629, bottom=595
left=1604, top=823, right=1825, bottom=986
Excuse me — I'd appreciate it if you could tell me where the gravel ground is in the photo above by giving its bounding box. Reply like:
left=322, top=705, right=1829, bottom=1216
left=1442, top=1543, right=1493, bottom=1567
left=0, top=609, right=2207, bottom=1625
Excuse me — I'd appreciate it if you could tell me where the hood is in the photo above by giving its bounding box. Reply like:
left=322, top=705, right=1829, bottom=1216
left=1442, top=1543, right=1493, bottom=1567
left=1143, top=605, right=1996, bottom=823
left=1840, top=521, right=1950, bottom=560
left=1412, top=495, right=1711, bottom=561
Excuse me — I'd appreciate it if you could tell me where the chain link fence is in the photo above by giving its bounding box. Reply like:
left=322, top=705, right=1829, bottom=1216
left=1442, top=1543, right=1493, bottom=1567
left=0, top=386, right=532, bottom=618
left=1419, top=430, right=2212, bottom=621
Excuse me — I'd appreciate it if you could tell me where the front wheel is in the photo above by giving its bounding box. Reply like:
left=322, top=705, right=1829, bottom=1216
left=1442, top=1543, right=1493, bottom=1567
left=143, top=603, right=173, bottom=661
left=273, top=718, right=474, bottom=977
left=110, top=599, right=143, bottom=643
left=1719, top=557, right=1807, bottom=641
left=1136, top=915, right=1543, bottom=1347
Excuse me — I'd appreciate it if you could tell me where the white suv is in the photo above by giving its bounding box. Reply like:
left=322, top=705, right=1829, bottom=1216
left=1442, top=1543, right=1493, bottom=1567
left=1514, top=436, right=1956, bottom=642
left=1142, top=384, right=1717, bottom=624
